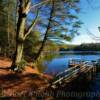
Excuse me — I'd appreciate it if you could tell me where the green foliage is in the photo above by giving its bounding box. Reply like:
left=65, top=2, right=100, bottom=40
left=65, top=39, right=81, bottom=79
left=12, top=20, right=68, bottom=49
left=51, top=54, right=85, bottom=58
left=15, top=59, right=27, bottom=72
left=73, top=43, right=100, bottom=51
left=0, top=0, right=16, bottom=57
left=24, top=30, right=41, bottom=60
left=73, top=21, right=83, bottom=28
left=34, top=55, right=47, bottom=73
left=60, top=34, right=72, bottom=41
left=44, top=53, right=59, bottom=61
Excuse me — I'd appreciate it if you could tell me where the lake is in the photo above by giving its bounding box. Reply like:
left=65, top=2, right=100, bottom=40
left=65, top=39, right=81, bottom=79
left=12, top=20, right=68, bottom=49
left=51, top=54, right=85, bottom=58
left=44, top=52, right=100, bottom=75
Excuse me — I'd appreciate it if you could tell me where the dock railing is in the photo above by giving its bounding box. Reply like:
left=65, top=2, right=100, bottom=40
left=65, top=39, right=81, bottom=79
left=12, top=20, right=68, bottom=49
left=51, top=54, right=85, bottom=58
left=51, top=60, right=96, bottom=88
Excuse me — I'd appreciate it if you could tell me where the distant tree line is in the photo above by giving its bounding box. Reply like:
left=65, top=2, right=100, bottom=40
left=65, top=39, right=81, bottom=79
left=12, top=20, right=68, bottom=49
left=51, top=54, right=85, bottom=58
left=73, top=43, right=100, bottom=51
left=59, top=43, right=100, bottom=51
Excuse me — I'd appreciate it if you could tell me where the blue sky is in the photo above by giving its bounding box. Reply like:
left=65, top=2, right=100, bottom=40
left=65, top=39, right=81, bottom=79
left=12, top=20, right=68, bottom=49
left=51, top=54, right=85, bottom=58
left=70, top=0, right=100, bottom=44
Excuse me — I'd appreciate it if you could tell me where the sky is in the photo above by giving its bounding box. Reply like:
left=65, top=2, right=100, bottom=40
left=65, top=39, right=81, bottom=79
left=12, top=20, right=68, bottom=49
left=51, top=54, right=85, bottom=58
left=70, top=0, right=100, bottom=45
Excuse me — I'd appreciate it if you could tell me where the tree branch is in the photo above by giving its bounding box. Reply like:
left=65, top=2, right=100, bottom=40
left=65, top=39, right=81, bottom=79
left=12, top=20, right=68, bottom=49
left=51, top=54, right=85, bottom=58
left=23, top=0, right=31, bottom=14
left=24, top=10, right=39, bottom=39
left=30, top=0, right=50, bottom=9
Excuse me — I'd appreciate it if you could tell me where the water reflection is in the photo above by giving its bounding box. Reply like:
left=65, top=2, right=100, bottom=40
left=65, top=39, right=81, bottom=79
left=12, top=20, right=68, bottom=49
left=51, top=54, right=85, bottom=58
left=44, top=52, right=100, bottom=75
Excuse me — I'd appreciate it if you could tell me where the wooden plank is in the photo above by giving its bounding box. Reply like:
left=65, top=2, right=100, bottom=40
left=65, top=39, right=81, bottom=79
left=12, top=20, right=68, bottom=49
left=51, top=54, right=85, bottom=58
left=56, top=65, right=80, bottom=77
left=51, top=61, right=96, bottom=88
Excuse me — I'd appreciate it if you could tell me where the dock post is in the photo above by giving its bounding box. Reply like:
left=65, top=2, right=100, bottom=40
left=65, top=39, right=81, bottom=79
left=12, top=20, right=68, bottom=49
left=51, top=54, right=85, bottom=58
left=86, top=70, right=92, bottom=81
left=92, top=66, right=96, bottom=73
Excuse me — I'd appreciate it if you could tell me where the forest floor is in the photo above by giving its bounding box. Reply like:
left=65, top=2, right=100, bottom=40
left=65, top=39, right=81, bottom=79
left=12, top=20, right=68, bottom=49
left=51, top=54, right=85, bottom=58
left=0, top=57, right=53, bottom=99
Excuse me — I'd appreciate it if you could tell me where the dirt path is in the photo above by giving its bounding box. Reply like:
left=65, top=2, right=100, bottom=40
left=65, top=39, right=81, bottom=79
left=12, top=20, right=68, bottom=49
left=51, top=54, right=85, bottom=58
left=0, top=57, right=53, bottom=98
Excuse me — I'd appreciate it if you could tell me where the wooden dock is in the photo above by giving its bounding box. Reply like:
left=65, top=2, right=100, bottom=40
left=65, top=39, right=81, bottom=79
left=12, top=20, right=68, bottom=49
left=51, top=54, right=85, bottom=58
left=50, top=59, right=98, bottom=89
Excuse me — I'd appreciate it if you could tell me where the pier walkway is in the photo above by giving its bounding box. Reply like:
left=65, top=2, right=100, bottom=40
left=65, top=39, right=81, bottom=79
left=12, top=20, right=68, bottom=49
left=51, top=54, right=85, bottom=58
left=51, top=59, right=99, bottom=88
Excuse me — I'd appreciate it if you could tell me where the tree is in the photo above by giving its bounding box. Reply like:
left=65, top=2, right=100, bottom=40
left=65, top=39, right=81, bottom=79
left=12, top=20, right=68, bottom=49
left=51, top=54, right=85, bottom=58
left=0, top=0, right=8, bottom=56
left=34, top=0, right=81, bottom=60
left=7, top=0, right=16, bottom=56
left=0, top=0, right=16, bottom=57
left=11, top=0, right=39, bottom=70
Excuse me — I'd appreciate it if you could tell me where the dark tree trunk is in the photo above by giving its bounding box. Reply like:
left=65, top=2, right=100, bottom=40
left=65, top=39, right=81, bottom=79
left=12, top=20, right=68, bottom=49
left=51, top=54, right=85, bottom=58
left=11, top=0, right=27, bottom=70
left=34, top=0, right=55, bottom=61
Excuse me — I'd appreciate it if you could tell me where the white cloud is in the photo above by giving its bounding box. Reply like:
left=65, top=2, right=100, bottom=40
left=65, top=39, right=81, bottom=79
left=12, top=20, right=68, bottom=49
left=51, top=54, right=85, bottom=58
left=71, top=34, right=97, bottom=45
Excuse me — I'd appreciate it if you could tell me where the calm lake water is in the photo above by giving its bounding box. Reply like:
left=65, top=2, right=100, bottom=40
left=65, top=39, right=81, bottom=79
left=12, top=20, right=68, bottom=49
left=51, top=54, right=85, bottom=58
left=44, top=52, right=100, bottom=100
left=44, top=52, right=100, bottom=75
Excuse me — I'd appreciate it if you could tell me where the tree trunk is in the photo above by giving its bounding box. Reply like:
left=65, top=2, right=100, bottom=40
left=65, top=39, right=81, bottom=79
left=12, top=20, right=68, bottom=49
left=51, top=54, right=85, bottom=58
left=11, top=42, right=24, bottom=70
left=34, top=32, right=48, bottom=61
left=11, top=0, right=27, bottom=70
left=11, top=17, right=26, bottom=70
left=34, top=0, right=55, bottom=61
left=11, top=16, right=26, bottom=70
